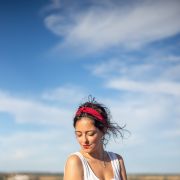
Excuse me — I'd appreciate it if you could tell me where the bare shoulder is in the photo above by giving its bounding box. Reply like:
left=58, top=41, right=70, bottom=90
left=64, top=154, right=84, bottom=180
left=66, top=154, right=83, bottom=167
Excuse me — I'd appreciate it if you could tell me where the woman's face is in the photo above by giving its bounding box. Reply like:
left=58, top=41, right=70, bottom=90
left=75, top=117, right=104, bottom=153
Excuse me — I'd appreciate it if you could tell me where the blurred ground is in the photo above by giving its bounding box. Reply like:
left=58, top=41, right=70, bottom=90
left=0, top=173, right=180, bottom=180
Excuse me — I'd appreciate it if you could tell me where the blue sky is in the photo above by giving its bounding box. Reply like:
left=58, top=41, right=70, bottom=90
left=0, top=0, right=180, bottom=174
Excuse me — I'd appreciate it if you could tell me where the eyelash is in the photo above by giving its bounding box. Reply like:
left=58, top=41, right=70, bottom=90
left=76, top=135, right=81, bottom=138
left=76, top=132, right=95, bottom=137
left=88, top=133, right=95, bottom=136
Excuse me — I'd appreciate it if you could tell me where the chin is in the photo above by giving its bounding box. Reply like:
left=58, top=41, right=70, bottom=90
left=83, top=147, right=96, bottom=154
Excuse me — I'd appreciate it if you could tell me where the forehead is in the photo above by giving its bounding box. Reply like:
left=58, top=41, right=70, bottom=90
left=75, top=117, right=96, bottom=131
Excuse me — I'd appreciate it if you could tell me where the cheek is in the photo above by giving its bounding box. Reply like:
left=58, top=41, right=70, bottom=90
left=76, top=136, right=82, bottom=144
left=90, top=136, right=102, bottom=144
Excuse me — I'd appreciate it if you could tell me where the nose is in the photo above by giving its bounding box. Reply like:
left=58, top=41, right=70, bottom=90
left=82, top=134, right=89, bottom=144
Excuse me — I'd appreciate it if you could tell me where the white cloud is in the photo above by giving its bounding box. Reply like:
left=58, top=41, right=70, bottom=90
left=103, top=93, right=180, bottom=162
left=95, top=94, right=180, bottom=174
left=90, top=58, right=155, bottom=79
left=0, top=130, right=77, bottom=171
left=42, top=84, right=86, bottom=103
left=107, top=78, right=180, bottom=96
left=162, top=64, right=180, bottom=81
left=0, top=87, right=82, bottom=171
left=161, top=55, right=180, bottom=63
left=40, top=0, right=61, bottom=14
left=89, top=55, right=180, bottom=96
left=106, top=94, right=175, bottom=130
left=1, top=88, right=180, bottom=172
left=91, top=55, right=180, bottom=79
left=44, top=14, right=72, bottom=36
left=44, top=0, right=180, bottom=53
left=161, top=128, right=180, bottom=139
left=0, top=90, right=72, bottom=126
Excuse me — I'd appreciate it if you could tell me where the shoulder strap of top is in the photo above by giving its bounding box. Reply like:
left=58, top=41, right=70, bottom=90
left=107, top=151, right=121, bottom=180
left=72, top=152, right=99, bottom=180
left=73, top=152, right=89, bottom=178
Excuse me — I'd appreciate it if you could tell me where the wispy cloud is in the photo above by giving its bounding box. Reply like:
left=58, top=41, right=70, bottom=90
left=104, top=92, right=180, bottom=160
left=89, top=53, right=180, bottom=96
left=107, top=79, right=180, bottom=96
left=43, top=0, right=180, bottom=53
left=40, top=0, right=61, bottom=14
left=0, top=88, right=77, bottom=126
left=86, top=52, right=180, bottom=150
left=106, top=94, right=177, bottom=130
left=0, top=87, right=81, bottom=171
left=0, top=130, right=77, bottom=171
left=42, top=84, right=86, bottom=103
left=90, top=58, right=155, bottom=79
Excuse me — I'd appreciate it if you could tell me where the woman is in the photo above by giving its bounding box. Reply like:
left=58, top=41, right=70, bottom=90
left=64, top=97, right=127, bottom=180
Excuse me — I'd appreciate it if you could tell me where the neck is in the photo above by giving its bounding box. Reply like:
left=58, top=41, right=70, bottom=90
left=82, top=147, right=107, bottom=168
left=82, top=146, right=105, bottom=160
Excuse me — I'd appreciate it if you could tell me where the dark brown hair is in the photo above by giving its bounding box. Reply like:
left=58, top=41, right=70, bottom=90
left=73, top=96, right=127, bottom=146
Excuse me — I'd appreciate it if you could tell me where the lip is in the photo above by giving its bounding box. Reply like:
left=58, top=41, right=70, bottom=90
left=83, top=145, right=91, bottom=149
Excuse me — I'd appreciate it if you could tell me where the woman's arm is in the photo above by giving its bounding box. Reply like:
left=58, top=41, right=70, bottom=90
left=63, top=155, right=84, bottom=180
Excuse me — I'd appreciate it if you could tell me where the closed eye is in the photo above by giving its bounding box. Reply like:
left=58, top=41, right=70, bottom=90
left=87, top=131, right=96, bottom=136
left=75, top=131, right=82, bottom=137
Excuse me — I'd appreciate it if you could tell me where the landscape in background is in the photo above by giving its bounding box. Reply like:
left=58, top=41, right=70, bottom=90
left=0, top=173, right=180, bottom=180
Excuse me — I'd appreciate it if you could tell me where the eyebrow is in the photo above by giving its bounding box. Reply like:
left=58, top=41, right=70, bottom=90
left=75, top=130, right=96, bottom=133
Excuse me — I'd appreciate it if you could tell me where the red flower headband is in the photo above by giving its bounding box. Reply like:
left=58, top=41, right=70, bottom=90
left=75, top=106, right=107, bottom=125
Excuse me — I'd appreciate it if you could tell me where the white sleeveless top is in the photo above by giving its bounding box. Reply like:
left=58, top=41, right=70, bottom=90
left=72, top=151, right=121, bottom=180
